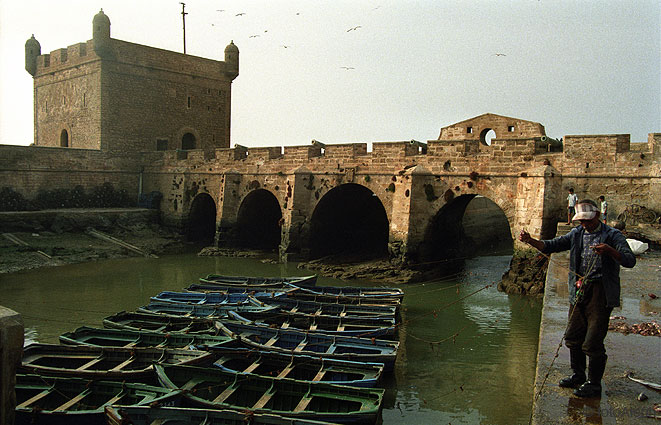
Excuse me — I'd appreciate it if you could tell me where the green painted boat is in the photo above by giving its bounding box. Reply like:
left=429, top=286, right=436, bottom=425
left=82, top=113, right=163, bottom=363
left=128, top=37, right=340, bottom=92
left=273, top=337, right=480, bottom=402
left=20, top=343, right=214, bottom=380
left=155, top=364, right=384, bottom=424
left=199, top=274, right=318, bottom=287
left=105, top=405, right=340, bottom=425
left=137, top=300, right=278, bottom=320
left=60, top=326, right=234, bottom=349
left=103, top=311, right=221, bottom=334
left=15, top=374, right=181, bottom=425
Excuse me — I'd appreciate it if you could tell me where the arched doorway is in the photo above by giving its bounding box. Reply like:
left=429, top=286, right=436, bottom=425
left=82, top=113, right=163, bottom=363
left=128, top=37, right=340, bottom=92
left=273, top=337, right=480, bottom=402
left=234, top=189, right=282, bottom=250
left=60, top=129, right=69, bottom=147
left=188, top=193, right=216, bottom=244
left=309, top=183, right=389, bottom=260
left=420, top=194, right=512, bottom=268
left=181, top=133, right=196, bottom=150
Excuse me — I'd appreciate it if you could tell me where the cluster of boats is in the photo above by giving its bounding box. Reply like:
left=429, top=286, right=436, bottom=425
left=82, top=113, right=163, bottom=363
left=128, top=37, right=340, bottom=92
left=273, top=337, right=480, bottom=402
left=16, top=274, right=404, bottom=425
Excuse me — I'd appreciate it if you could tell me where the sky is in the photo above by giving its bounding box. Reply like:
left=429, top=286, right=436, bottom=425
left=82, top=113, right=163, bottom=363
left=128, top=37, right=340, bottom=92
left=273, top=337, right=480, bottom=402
left=0, top=0, right=659, bottom=149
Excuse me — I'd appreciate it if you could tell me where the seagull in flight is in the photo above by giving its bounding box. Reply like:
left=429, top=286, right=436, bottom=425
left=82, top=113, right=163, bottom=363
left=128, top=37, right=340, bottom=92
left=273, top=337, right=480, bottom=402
left=346, top=26, right=362, bottom=32
left=249, top=35, right=260, bottom=38
left=282, top=45, right=290, bottom=49
left=235, top=12, right=246, bottom=16
left=494, top=53, right=507, bottom=56
left=340, top=66, right=355, bottom=70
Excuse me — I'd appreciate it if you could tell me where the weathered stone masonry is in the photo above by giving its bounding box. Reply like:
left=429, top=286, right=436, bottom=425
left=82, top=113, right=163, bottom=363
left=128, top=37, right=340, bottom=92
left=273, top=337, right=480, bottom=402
left=4, top=11, right=660, bottom=264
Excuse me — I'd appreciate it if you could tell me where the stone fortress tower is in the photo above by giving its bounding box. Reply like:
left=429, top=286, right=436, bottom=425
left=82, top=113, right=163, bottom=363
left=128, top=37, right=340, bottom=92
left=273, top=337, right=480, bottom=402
left=25, top=9, right=239, bottom=153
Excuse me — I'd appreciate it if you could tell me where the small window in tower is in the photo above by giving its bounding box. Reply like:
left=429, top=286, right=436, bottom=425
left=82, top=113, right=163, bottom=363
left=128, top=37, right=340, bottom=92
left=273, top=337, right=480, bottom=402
left=62, top=96, right=66, bottom=106
left=187, top=96, right=192, bottom=109
left=207, top=106, right=210, bottom=112
left=467, top=126, right=473, bottom=134
left=156, top=139, right=169, bottom=151
left=83, top=93, right=86, bottom=107
left=60, top=129, right=69, bottom=147
left=207, top=88, right=211, bottom=94
left=508, top=125, right=514, bottom=132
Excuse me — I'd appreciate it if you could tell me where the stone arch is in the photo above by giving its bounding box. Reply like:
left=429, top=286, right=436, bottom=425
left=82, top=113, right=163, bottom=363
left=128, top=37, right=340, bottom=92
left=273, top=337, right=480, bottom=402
left=175, top=127, right=201, bottom=150
left=419, top=194, right=512, bottom=267
left=480, top=128, right=496, bottom=146
left=188, top=193, right=216, bottom=243
left=235, top=189, right=282, bottom=250
left=60, top=129, right=69, bottom=147
left=309, top=183, right=389, bottom=260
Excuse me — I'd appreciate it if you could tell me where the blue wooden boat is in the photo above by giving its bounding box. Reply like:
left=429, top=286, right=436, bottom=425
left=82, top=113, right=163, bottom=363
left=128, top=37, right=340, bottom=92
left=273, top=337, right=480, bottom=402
left=137, top=301, right=278, bottom=320
left=210, top=345, right=383, bottom=388
left=155, top=364, right=384, bottom=424
left=103, top=311, right=221, bottom=334
left=228, top=311, right=397, bottom=338
left=20, top=343, right=214, bottom=380
left=216, top=320, right=399, bottom=371
left=105, top=405, right=338, bottom=425
left=16, top=374, right=182, bottom=425
left=251, top=296, right=397, bottom=319
left=59, top=326, right=234, bottom=349
left=187, top=283, right=402, bottom=306
left=151, top=290, right=288, bottom=305
left=199, top=274, right=318, bottom=287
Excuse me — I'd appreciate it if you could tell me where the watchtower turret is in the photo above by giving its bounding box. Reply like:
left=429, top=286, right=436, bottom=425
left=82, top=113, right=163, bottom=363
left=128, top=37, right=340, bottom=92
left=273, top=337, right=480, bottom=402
left=93, top=9, right=111, bottom=56
left=25, top=34, right=41, bottom=76
left=224, top=40, right=239, bottom=80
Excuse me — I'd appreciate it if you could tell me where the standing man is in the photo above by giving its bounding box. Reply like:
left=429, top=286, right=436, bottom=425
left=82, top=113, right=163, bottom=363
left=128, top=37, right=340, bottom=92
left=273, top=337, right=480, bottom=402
left=519, top=200, right=636, bottom=397
left=599, top=196, right=608, bottom=224
left=567, top=188, right=578, bottom=224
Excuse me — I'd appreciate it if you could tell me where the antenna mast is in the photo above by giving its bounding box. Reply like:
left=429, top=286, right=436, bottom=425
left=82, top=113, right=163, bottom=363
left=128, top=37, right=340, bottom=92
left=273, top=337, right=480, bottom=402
left=180, top=2, right=187, bottom=54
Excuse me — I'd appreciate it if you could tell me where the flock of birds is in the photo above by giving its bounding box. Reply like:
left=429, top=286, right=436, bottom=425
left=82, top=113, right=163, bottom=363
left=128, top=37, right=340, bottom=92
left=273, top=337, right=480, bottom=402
left=207, top=7, right=507, bottom=71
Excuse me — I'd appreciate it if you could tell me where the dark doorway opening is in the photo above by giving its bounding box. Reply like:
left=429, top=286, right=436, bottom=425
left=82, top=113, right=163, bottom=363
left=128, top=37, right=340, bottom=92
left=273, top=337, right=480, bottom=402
left=182, top=133, right=196, bottom=150
left=419, top=194, right=512, bottom=273
left=309, top=183, right=389, bottom=261
left=235, top=189, right=282, bottom=250
left=60, top=129, right=69, bottom=147
left=188, top=193, right=216, bottom=244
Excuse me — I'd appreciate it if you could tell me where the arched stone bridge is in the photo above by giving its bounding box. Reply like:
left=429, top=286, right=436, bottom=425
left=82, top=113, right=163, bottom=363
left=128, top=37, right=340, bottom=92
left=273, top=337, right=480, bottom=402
left=142, top=114, right=660, bottom=265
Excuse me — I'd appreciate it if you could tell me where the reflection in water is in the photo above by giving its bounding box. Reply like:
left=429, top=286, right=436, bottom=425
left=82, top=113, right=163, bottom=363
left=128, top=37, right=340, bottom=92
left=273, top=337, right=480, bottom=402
left=1, top=253, right=541, bottom=424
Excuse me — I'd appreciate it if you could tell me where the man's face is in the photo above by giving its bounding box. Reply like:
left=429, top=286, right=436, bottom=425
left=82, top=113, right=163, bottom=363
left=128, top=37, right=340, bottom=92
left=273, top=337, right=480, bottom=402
left=579, top=217, right=600, bottom=231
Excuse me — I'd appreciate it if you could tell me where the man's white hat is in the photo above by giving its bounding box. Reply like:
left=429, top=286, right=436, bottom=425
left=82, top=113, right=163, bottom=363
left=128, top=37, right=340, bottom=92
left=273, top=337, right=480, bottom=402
left=572, top=202, right=598, bottom=221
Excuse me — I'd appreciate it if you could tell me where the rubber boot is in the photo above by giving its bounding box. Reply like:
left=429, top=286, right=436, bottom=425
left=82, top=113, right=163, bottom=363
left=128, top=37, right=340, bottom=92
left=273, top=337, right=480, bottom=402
left=574, top=355, right=606, bottom=397
left=559, top=349, right=587, bottom=388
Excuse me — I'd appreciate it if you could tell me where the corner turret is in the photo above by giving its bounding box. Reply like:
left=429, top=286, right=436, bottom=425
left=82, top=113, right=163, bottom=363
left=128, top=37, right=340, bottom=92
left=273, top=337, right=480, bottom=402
left=224, top=40, right=239, bottom=80
left=93, top=9, right=111, bottom=56
left=25, top=34, right=41, bottom=76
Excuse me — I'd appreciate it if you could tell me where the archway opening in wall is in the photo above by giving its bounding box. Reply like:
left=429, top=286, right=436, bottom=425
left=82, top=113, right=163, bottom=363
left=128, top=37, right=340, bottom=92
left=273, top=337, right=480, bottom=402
left=309, top=183, right=389, bottom=261
left=419, top=194, right=512, bottom=275
left=60, top=129, right=69, bottom=147
left=182, top=133, right=196, bottom=150
left=188, top=193, right=216, bottom=244
left=480, top=128, right=496, bottom=146
left=235, top=189, right=282, bottom=250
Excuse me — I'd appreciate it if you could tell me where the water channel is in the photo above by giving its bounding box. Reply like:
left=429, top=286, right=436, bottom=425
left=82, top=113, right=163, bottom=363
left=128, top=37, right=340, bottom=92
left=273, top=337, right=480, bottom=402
left=1, top=252, right=542, bottom=424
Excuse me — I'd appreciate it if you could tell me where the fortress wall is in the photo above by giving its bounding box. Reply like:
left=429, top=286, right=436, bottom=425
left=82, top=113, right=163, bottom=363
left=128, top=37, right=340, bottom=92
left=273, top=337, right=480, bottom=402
left=0, top=145, right=140, bottom=202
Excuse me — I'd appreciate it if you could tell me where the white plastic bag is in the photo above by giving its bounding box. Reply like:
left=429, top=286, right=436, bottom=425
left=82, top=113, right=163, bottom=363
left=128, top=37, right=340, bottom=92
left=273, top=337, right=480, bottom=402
left=626, top=239, right=648, bottom=255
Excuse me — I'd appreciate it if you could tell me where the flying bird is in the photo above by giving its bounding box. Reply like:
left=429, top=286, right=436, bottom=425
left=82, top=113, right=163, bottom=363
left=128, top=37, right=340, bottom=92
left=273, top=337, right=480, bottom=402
left=282, top=45, right=290, bottom=49
left=340, top=66, right=355, bottom=70
left=249, top=35, right=260, bottom=38
left=346, top=26, right=362, bottom=32
left=494, top=53, right=507, bottom=56
left=216, top=9, right=225, bottom=12
left=235, top=12, right=246, bottom=16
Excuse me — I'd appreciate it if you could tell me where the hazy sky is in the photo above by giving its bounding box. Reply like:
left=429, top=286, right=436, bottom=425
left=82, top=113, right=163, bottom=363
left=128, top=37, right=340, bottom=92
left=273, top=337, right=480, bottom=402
left=1, top=0, right=659, bottom=148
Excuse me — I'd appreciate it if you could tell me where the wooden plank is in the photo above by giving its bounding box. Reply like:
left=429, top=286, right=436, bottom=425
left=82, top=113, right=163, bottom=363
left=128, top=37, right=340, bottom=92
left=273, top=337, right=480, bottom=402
left=308, top=323, right=318, bottom=331
left=293, top=340, right=308, bottom=352
left=54, top=388, right=91, bottom=411
left=211, top=385, right=237, bottom=403
left=312, top=369, right=327, bottom=382
left=252, top=388, right=275, bottom=410
left=326, top=344, right=337, bottom=354
left=264, top=336, right=278, bottom=347
left=75, top=356, right=105, bottom=371
left=276, top=364, right=295, bottom=379
left=17, top=389, right=51, bottom=409
left=104, top=390, right=127, bottom=407
left=109, top=355, right=136, bottom=372
left=242, top=360, right=261, bottom=374
left=293, top=395, right=312, bottom=412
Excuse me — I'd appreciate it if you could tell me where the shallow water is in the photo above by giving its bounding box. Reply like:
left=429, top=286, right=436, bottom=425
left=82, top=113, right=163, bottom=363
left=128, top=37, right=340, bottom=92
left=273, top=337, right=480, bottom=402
left=1, top=253, right=541, bottom=424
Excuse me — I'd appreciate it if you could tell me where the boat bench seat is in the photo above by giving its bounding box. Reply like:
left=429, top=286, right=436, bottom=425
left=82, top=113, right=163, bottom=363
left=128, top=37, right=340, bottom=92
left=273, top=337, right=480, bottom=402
left=54, top=388, right=91, bottom=411
left=252, top=387, right=276, bottom=410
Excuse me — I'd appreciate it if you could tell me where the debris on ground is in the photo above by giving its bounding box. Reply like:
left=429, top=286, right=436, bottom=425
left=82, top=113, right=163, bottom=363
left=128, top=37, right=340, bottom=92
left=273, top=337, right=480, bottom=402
left=609, top=320, right=661, bottom=336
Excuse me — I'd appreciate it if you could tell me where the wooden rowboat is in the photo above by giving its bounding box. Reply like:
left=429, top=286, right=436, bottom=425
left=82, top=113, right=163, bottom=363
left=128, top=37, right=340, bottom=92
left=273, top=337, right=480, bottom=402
left=105, top=405, right=339, bottom=425
left=137, top=301, right=278, bottom=320
left=150, top=290, right=288, bottom=305
left=155, top=364, right=384, bottom=424
left=103, top=311, right=221, bottom=334
left=251, top=296, right=397, bottom=319
left=16, top=374, right=181, bottom=425
left=199, top=274, right=318, bottom=287
left=217, top=320, right=399, bottom=372
left=20, top=343, right=214, bottom=380
left=59, top=326, right=234, bottom=349
left=211, top=345, right=383, bottom=388
left=228, top=311, right=397, bottom=339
